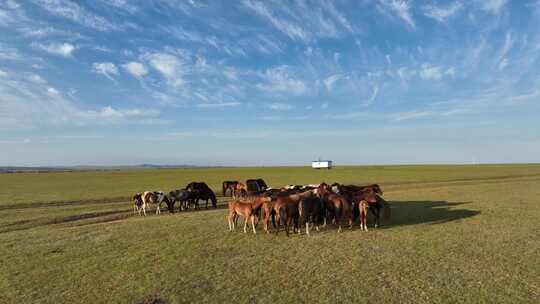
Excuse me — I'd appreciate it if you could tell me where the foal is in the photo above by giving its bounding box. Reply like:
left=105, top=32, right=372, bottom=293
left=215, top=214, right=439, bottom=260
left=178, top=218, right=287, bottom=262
left=227, top=196, right=270, bottom=234
left=350, top=191, right=378, bottom=231
left=132, top=193, right=145, bottom=216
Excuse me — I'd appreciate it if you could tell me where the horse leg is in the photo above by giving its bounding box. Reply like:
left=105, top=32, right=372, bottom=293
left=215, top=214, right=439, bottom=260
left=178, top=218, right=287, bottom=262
left=275, top=213, right=280, bottom=235
left=251, top=215, right=257, bottom=234
left=228, top=212, right=233, bottom=231
left=370, top=205, right=380, bottom=228
left=243, top=216, right=249, bottom=233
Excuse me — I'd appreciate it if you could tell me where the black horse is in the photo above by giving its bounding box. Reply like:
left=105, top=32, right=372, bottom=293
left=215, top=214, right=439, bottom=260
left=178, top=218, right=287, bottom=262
left=168, top=189, right=198, bottom=211
left=186, top=182, right=217, bottom=208
left=246, top=178, right=268, bottom=194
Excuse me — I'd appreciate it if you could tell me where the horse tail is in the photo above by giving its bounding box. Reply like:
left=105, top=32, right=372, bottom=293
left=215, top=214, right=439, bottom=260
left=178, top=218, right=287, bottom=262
left=222, top=182, right=227, bottom=196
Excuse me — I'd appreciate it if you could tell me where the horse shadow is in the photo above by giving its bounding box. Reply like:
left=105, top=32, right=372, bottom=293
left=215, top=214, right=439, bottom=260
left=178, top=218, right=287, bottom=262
left=380, top=200, right=479, bottom=228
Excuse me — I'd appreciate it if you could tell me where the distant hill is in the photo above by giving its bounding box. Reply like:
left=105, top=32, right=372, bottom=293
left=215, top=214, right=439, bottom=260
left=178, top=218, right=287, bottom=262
left=0, top=164, right=203, bottom=173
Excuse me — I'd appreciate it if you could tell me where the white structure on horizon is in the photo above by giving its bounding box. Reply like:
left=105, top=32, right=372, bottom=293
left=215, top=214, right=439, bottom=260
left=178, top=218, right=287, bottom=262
left=311, top=160, right=333, bottom=169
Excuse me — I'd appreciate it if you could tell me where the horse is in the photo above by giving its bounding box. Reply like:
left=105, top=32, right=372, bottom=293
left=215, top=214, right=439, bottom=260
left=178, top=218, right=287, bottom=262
left=227, top=196, right=270, bottom=234
left=132, top=193, right=145, bottom=216
left=335, top=183, right=390, bottom=225
left=246, top=178, right=268, bottom=194
left=298, top=194, right=324, bottom=235
left=316, top=183, right=352, bottom=232
left=222, top=181, right=238, bottom=197
left=186, top=182, right=217, bottom=208
left=168, top=189, right=197, bottom=211
left=272, top=190, right=314, bottom=236
left=337, top=183, right=383, bottom=196
left=142, top=191, right=173, bottom=215
left=261, top=199, right=278, bottom=233
left=256, top=178, right=268, bottom=190
left=349, top=190, right=379, bottom=231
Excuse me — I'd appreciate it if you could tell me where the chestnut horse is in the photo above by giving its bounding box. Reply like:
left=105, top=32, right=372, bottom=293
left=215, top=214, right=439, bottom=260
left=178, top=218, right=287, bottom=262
left=272, top=190, right=313, bottom=236
left=227, top=196, right=271, bottom=234
left=317, top=183, right=352, bottom=232
left=349, top=190, right=379, bottom=231
left=337, top=183, right=390, bottom=226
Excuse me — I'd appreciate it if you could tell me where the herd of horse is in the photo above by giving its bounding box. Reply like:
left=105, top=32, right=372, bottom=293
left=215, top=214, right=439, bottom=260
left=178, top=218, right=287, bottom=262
left=131, top=179, right=391, bottom=236
left=132, top=182, right=217, bottom=216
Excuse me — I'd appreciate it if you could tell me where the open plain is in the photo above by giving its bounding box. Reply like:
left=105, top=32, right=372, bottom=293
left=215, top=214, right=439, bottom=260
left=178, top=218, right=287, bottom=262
left=0, top=164, right=539, bottom=303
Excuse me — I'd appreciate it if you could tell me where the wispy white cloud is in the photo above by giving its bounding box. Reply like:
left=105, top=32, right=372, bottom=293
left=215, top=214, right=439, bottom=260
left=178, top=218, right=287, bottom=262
left=422, top=1, right=463, bottom=22
left=479, top=0, right=508, bottom=15
left=377, top=0, right=416, bottom=29
left=499, top=31, right=514, bottom=59
left=80, top=106, right=159, bottom=120
left=0, top=69, right=163, bottom=128
left=366, top=85, right=379, bottom=105
left=32, top=42, right=76, bottom=57
left=323, top=74, right=341, bottom=91
left=0, top=43, right=22, bottom=60
left=92, top=62, right=119, bottom=81
left=142, top=52, right=187, bottom=88
left=122, top=61, right=148, bottom=78
left=393, top=110, right=434, bottom=121
left=27, top=73, right=47, bottom=84
left=242, top=0, right=308, bottom=42
left=419, top=64, right=456, bottom=81
left=258, top=115, right=309, bottom=121
left=321, top=0, right=353, bottom=32
left=32, top=0, right=119, bottom=31
left=98, top=0, right=138, bottom=14
left=267, top=102, right=293, bottom=111
left=197, top=102, right=241, bottom=108
left=256, top=65, right=306, bottom=94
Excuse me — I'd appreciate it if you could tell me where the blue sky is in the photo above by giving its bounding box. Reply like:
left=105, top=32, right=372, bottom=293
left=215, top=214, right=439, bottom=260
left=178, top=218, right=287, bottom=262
left=1, top=0, right=539, bottom=166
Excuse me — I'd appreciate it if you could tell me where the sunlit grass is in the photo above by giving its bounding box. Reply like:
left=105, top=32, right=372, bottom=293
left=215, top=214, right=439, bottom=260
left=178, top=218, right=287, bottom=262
left=0, top=165, right=539, bottom=303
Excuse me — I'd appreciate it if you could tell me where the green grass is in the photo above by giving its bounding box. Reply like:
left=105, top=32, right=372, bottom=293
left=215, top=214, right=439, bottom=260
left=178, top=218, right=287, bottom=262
left=0, top=165, right=539, bottom=303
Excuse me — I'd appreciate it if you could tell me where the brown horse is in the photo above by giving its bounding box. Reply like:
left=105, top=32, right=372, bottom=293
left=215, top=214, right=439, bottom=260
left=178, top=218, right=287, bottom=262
left=222, top=181, right=238, bottom=197
left=261, top=199, right=277, bottom=233
left=272, top=190, right=313, bottom=236
left=227, top=196, right=270, bottom=234
left=298, top=194, right=324, bottom=235
left=316, top=183, right=352, bottom=232
left=338, top=184, right=390, bottom=226
left=349, top=190, right=379, bottom=231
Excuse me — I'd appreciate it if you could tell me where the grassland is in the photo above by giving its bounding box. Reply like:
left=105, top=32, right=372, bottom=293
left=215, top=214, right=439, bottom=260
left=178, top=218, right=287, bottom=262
left=0, top=164, right=539, bottom=303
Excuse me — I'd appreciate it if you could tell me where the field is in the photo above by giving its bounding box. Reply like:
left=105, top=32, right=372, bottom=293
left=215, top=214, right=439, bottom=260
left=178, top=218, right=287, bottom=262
left=0, top=164, right=539, bottom=303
